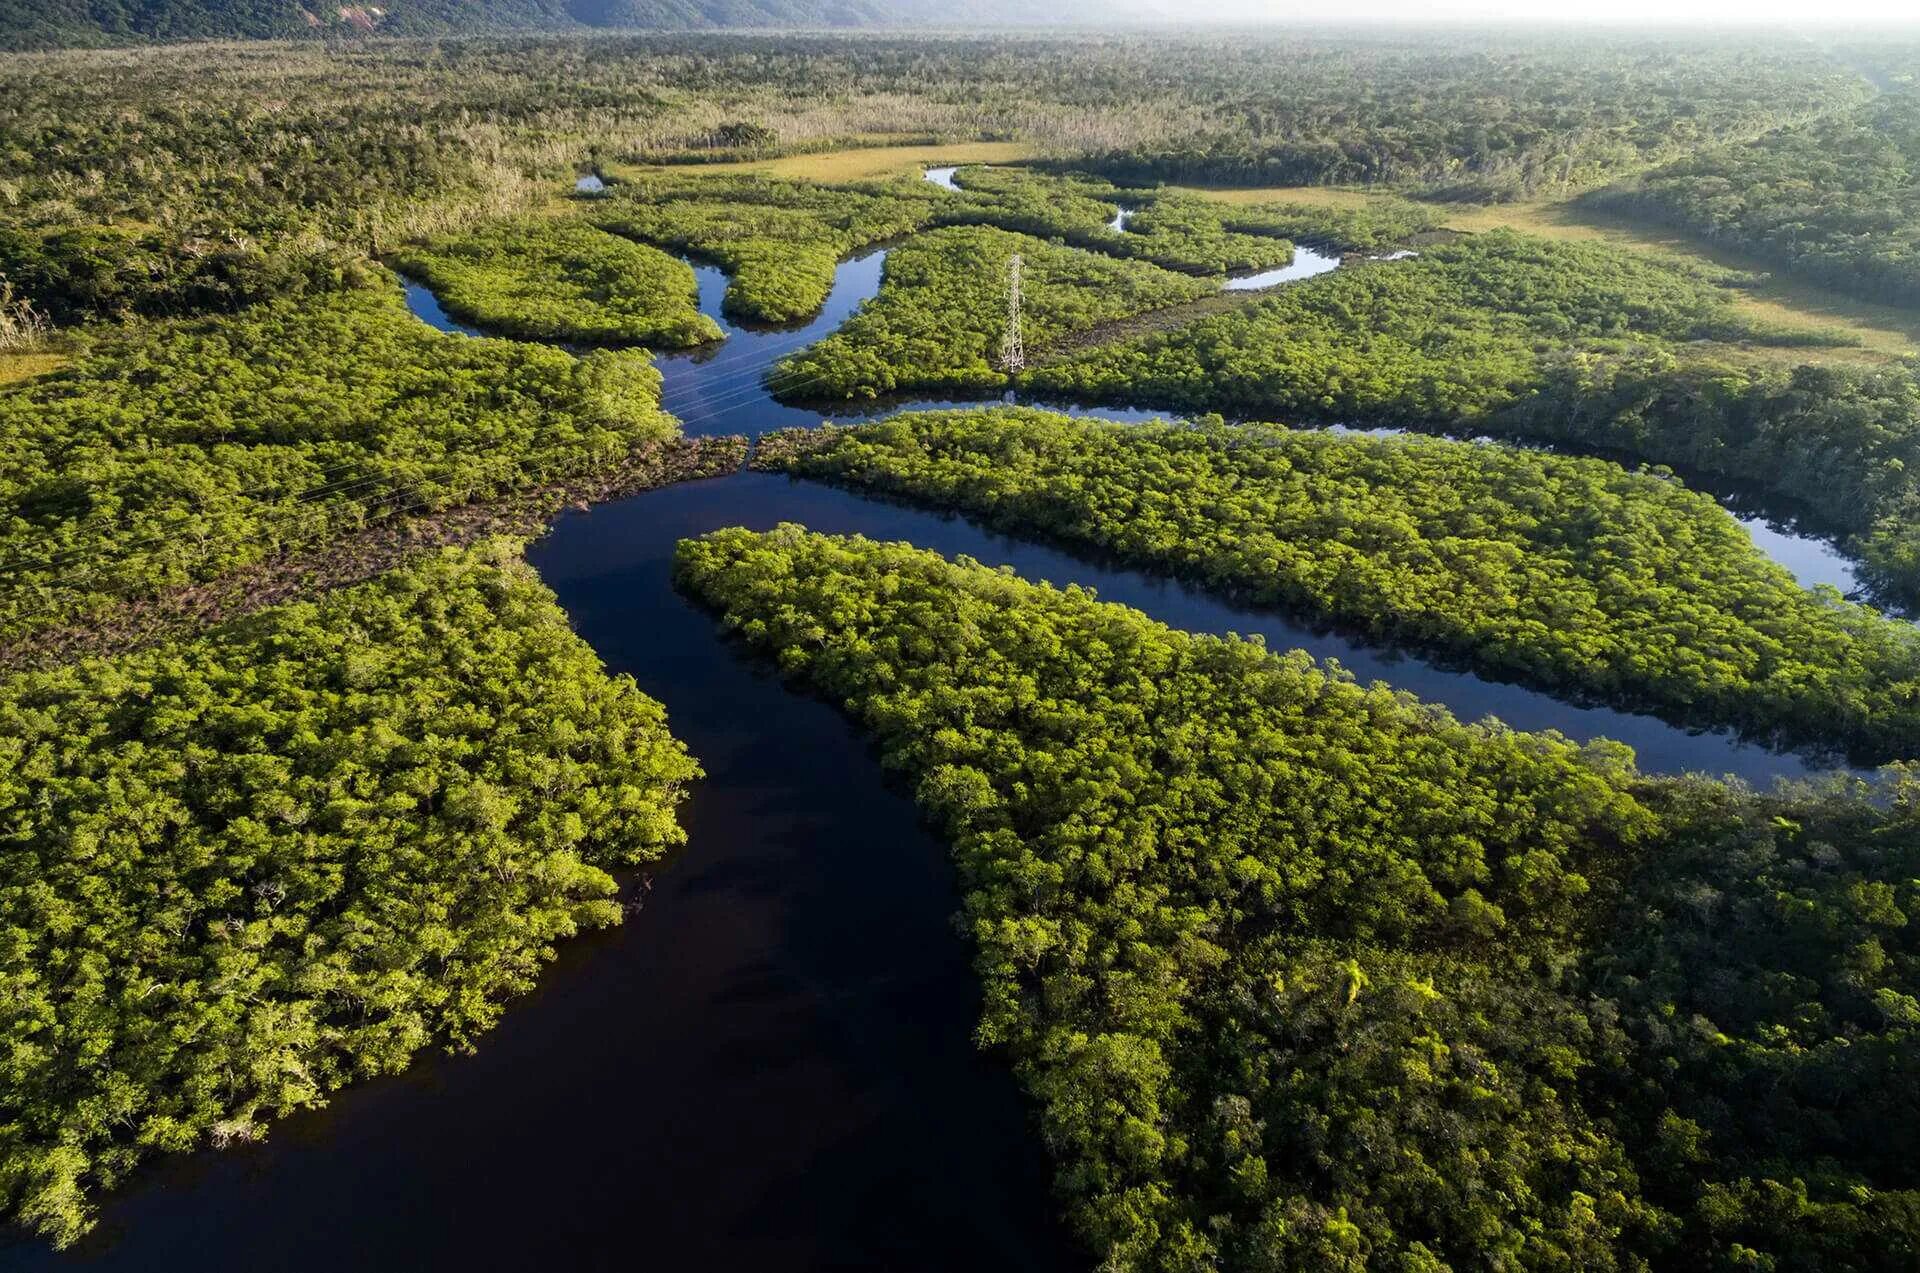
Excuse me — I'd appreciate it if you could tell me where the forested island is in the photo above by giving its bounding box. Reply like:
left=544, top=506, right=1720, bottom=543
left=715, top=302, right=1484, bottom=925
left=2, top=16, right=1918, bottom=1271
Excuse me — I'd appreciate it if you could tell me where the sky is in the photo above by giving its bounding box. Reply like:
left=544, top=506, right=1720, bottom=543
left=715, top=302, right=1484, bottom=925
left=1174, top=0, right=1919, bottom=23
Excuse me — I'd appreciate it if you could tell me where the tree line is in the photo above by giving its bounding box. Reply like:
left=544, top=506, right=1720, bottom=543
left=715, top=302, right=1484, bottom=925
left=1027, top=229, right=1841, bottom=429
left=760, top=407, right=1920, bottom=763
left=1592, top=93, right=1920, bottom=309
left=1497, top=352, right=1920, bottom=612
left=0, top=31, right=1879, bottom=323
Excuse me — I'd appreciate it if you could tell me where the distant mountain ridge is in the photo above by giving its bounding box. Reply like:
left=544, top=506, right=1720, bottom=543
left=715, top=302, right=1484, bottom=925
left=0, top=0, right=1108, bottom=48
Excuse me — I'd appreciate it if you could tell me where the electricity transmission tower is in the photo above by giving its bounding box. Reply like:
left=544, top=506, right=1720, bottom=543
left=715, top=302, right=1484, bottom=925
left=999, top=252, right=1024, bottom=374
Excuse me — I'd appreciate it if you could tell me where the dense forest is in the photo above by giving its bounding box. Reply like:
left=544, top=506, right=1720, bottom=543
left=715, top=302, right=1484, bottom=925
left=0, top=542, right=699, bottom=1246
left=761, top=408, right=1920, bottom=761
left=591, top=165, right=1389, bottom=327
left=594, top=172, right=949, bottom=323
left=0, top=225, right=371, bottom=326
left=1498, top=354, right=1920, bottom=611
left=0, top=287, right=677, bottom=641
left=0, top=0, right=1142, bottom=50
left=392, top=219, right=721, bottom=346
left=934, top=168, right=1307, bottom=275
left=6, top=23, right=1920, bottom=1265
left=1046, top=40, right=1873, bottom=200
left=1597, top=93, right=1920, bottom=308
left=0, top=30, right=1877, bottom=271
left=675, top=524, right=1920, bottom=1272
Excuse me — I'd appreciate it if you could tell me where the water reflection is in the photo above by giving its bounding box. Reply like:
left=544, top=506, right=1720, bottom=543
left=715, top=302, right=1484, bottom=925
left=398, top=245, right=1874, bottom=602
left=1222, top=242, right=1344, bottom=289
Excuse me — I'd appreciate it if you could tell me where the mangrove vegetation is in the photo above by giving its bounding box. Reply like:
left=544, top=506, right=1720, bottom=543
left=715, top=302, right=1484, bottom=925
left=674, top=523, right=1920, bottom=1273
left=0, top=542, right=699, bottom=1247
left=761, top=408, right=1920, bottom=762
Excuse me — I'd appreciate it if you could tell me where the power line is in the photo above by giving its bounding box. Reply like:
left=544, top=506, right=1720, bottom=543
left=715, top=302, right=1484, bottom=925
left=999, top=252, right=1024, bottom=375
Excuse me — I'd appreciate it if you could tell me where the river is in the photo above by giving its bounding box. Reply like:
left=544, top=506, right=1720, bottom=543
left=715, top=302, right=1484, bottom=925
left=5, top=172, right=1875, bottom=1270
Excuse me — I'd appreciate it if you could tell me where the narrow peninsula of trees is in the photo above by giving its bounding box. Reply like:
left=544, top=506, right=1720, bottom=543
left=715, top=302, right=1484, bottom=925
left=760, top=408, right=1920, bottom=763
left=0, top=542, right=700, bottom=1247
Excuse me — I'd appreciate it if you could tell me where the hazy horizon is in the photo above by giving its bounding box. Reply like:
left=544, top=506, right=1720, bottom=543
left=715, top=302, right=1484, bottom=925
left=1125, top=0, right=1920, bottom=25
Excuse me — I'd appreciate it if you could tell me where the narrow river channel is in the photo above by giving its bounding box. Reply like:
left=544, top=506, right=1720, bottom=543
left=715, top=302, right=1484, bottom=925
left=6, top=173, right=1877, bottom=1270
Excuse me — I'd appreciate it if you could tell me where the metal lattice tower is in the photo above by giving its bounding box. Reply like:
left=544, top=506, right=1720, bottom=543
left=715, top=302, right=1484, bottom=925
left=999, top=252, right=1024, bottom=374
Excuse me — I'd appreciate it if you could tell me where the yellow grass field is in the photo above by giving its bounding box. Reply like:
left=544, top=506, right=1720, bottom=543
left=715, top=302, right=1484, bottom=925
left=1180, top=182, right=1919, bottom=362
left=1438, top=199, right=1920, bottom=361
left=0, top=352, right=67, bottom=386
left=613, top=140, right=1039, bottom=184
left=1172, top=184, right=1379, bottom=210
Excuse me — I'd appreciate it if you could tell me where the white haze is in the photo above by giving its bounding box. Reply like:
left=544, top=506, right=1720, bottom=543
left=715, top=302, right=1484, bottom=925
left=1131, top=0, right=1919, bottom=24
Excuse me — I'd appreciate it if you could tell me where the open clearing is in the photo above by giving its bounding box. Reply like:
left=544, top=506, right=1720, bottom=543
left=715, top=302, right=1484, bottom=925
left=613, top=139, right=1039, bottom=184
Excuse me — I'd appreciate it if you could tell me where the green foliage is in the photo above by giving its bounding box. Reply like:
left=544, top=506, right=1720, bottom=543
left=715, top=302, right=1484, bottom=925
left=1598, top=94, right=1920, bottom=308
left=1182, top=195, right=1446, bottom=255
left=1028, top=230, right=1803, bottom=421
left=772, top=226, right=1215, bottom=399
left=766, top=407, right=1920, bottom=763
left=1495, top=352, right=1920, bottom=611
left=943, top=165, right=1442, bottom=267
left=594, top=173, right=945, bottom=322
left=0, top=32, right=1866, bottom=253
left=0, top=0, right=1118, bottom=49
left=391, top=218, right=720, bottom=346
left=1596, top=772, right=1920, bottom=1271
left=0, top=287, right=677, bottom=640
left=1057, top=37, right=1871, bottom=200
left=0, top=541, right=700, bottom=1246
left=937, top=167, right=1304, bottom=275
left=673, top=523, right=1661, bottom=1270
left=593, top=166, right=1402, bottom=329
left=675, top=524, right=1920, bottom=1271
left=0, top=224, right=373, bottom=325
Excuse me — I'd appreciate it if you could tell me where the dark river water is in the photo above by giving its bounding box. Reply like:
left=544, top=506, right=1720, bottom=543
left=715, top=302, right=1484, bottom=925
left=6, top=179, right=1874, bottom=1269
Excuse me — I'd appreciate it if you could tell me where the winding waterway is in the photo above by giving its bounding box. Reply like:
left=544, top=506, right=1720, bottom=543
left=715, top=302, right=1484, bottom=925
left=9, top=173, right=1880, bottom=1270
